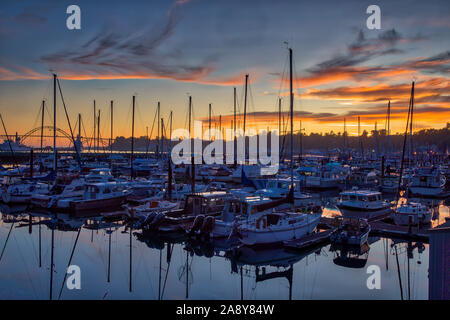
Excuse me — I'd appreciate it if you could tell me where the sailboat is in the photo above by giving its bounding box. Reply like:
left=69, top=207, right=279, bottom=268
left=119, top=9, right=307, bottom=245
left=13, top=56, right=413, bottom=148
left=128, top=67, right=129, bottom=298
left=236, top=47, right=322, bottom=246
left=391, top=82, right=436, bottom=225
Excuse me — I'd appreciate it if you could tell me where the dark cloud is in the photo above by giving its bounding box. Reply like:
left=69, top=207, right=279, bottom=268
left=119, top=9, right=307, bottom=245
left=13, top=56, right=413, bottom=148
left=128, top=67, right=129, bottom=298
left=39, top=0, right=227, bottom=83
left=307, top=29, right=428, bottom=75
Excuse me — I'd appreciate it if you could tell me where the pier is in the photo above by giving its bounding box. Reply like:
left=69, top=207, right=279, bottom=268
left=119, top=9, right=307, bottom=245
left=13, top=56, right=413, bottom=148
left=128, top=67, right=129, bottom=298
left=284, top=214, right=435, bottom=251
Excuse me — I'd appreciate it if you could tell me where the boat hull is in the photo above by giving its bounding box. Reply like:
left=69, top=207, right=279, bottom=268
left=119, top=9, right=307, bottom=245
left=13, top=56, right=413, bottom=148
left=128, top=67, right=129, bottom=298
left=1, top=193, right=31, bottom=204
left=68, top=195, right=127, bottom=214
left=391, top=211, right=432, bottom=226
left=238, top=214, right=321, bottom=246
left=408, top=186, right=447, bottom=198
left=337, top=204, right=391, bottom=219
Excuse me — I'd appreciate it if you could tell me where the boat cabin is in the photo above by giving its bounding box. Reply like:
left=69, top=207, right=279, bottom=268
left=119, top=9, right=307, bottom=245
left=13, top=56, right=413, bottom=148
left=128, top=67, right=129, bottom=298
left=220, top=195, right=273, bottom=222
left=339, top=190, right=383, bottom=203
left=183, top=191, right=230, bottom=215
left=83, top=182, right=126, bottom=200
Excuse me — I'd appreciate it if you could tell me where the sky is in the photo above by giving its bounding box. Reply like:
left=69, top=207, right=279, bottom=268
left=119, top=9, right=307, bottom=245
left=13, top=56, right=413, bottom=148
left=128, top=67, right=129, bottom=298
left=0, top=0, right=449, bottom=147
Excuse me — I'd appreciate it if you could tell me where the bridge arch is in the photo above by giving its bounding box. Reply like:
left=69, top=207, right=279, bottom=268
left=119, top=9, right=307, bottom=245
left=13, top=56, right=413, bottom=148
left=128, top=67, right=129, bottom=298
left=20, top=126, right=73, bottom=143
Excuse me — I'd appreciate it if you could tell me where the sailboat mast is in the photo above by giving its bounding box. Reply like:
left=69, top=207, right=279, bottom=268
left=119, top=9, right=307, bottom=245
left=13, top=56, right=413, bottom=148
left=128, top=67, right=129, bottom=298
left=93, top=100, right=96, bottom=153
left=78, top=114, right=81, bottom=141
left=299, top=120, right=303, bottom=160
left=169, top=110, right=173, bottom=151
left=344, top=117, right=347, bottom=156
left=188, top=96, right=192, bottom=137
left=243, top=74, right=249, bottom=136
left=289, top=48, right=294, bottom=186
left=41, top=100, right=45, bottom=157
left=157, top=101, right=160, bottom=159
left=233, top=87, right=237, bottom=166
left=189, top=96, right=195, bottom=192
left=209, top=103, right=212, bottom=142
left=396, top=82, right=414, bottom=203
left=161, top=118, right=164, bottom=159
left=110, top=100, right=113, bottom=158
left=409, top=83, right=415, bottom=168
left=53, top=74, right=57, bottom=172
left=97, top=109, right=100, bottom=151
left=386, top=100, right=390, bottom=162
left=131, top=95, right=135, bottom=179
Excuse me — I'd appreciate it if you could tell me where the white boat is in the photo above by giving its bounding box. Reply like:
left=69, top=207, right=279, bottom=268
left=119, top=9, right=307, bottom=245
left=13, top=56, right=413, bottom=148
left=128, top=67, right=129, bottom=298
left=125, top=199, right=181, bottom=218
left=379, top=174, right=399, bottom=193
left=253, top=178, right=315, bottom=207
left=391, top=202, right=432, bottom=226
left=85, top=168, right=115, bottom=183
left=236, top=210, right=322, bottom=246
left=408, top=166, right=446, bottom=198
left=1, top=177, right=49, bottom=204
left=300, top=163, right=348, bottom=189
left=197, top=195, right=276, bottom=239
left=52, top=182, right=128, bottom=214
left=31, top=178, right=85, bottom=209
left=330, top=217, right=370, bottom=246
left=337, top=189, right=392, bottom=218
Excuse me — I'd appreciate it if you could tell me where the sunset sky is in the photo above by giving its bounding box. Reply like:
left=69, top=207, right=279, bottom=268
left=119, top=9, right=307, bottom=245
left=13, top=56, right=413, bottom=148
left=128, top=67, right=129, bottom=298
left=0, top=0, right=449, bottom=147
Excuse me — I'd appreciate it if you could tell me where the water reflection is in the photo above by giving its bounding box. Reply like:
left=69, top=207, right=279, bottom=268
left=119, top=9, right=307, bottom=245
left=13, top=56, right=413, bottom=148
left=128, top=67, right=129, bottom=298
left=0, top=196, right=448, bottom=300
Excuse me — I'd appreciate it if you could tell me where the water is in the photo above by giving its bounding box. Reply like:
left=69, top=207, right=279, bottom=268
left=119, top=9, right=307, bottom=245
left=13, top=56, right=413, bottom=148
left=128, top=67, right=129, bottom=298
left=0, top=201, right=448, bottom=300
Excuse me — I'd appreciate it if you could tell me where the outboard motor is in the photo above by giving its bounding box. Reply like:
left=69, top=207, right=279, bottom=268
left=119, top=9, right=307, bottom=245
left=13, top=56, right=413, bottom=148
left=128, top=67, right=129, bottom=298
left=135, top=211, right=157, bottom=229
left=147, top=212, right=165, bottom=230
left=200, top=216, right=215, bottom=238
left=189, top=215, right=205, bottom=235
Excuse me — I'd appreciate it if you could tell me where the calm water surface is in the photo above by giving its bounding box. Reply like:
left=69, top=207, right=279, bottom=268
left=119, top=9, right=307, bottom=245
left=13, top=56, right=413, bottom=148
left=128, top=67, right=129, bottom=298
left=0, top=198, right=448, bottom=300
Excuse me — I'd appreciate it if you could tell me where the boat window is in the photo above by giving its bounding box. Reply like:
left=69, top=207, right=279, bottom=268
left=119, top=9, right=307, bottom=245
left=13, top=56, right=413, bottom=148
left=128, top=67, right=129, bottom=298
left=368, top=196, right=377, bottom=201
left=103, top=188, right=111, bottom=194
left=349, top=195, right=357, bottom=201
left=359, top=196, right=367, bottom=202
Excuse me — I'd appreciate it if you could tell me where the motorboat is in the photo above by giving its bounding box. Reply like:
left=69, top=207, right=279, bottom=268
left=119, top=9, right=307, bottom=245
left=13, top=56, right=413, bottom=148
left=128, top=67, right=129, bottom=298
left=408, top=166, right=447, bottom=198
left=391, top=201, right=432, bottom=226
left=51, top=182, right=129, bottom=214
left=236, top=209, right=322, bottom=246
left=337, top=189, right=392, bottom=218
left=330, top=217, right=370, bottom=246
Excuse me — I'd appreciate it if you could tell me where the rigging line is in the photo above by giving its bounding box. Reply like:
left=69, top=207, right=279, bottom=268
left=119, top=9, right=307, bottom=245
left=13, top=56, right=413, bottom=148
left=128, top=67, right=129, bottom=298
left=149, top=106, right=158, bottom=141
left=0, top=221, right=15, bottom=263
left=56, top=79, right=82, bottom=169
left=81, top=117, right=91, bottom=152
left=32, top=104, right=43, bottom=132
left=134, top=101, right=146, bottom=137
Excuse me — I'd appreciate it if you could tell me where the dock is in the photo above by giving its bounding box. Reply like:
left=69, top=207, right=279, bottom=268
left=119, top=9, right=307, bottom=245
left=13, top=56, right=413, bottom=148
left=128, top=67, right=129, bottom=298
left=370, top=221, right=430, bottom=242
left=286, top=214, right=432, bottom=251
left=284, top=229, right=334, bottom=251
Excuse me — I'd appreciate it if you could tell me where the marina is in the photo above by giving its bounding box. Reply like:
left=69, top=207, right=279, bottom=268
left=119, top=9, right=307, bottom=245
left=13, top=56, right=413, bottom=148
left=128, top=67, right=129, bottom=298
left=0, top=0, right=449, bottom=302
left=0, top=56, right=449, bottom=300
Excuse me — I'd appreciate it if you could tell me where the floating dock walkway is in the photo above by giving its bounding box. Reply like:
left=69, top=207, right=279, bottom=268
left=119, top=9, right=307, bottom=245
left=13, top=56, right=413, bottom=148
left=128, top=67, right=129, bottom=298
left=284, top=214, right=434, bottom=251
